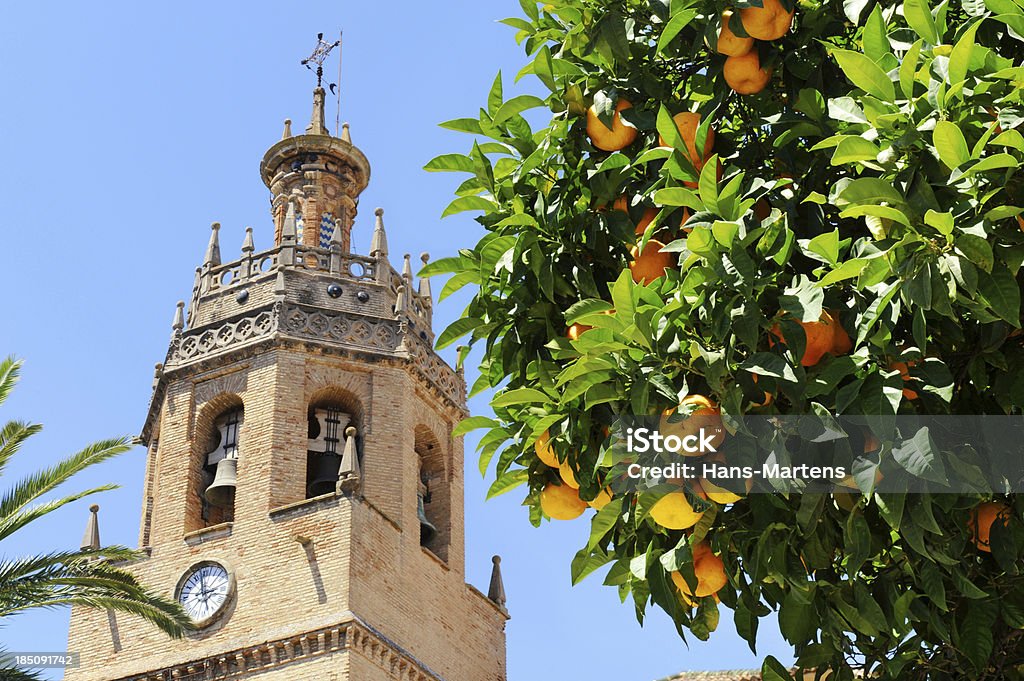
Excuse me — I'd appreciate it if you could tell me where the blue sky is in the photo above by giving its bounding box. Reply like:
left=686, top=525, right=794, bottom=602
left=0, top=2, right=791, bottom=679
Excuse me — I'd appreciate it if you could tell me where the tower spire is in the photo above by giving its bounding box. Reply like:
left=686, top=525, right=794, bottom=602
left=370, top=208, right=388, bottom=259
left=203, top=222, right=221, bottom=267
left=81, top=504, right=101, bottom=552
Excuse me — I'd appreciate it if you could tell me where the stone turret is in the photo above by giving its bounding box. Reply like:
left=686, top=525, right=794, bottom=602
left=260, top=88, right=371, bottom=253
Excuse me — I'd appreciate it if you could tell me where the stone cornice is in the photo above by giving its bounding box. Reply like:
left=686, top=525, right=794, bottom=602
left=141, top=302, right=466, bottom=444
left=112, top=617, right=443, bottom=681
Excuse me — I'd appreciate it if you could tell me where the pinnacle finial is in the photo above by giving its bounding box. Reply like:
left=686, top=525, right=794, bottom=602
left=419, top=253, right=432, bottom=301
left=341, top=122, right=351, bottom=143
left=488, top=555, right=507, bottom=607
left=203, top=222, right=222, bottom=267
left=338, top=425, right=361, bottom=491
left=282, top=118, right=292, bottom=139
left=306, top=87, right=328, bottom=136
left=172, top=301, right=185, bottom=332
left=402, top=253, right=414, bottom=281
left=81, top=504, right=101, bottom=552
left=394, top=284, right=407, bottom=317
left=282, top=203, right=297, bottom=241
left=370, top=208, right=388, bottom=260
left=242, top=227, right=255, bottom=254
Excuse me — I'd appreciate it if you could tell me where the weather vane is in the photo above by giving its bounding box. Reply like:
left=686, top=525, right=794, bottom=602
left=302, top=32, right=341, bottom=91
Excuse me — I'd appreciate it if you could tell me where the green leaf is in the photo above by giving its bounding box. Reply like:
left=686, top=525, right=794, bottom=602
left=491, top=387, right=550, bottom=407
left=424, top=154, right=476, bottom=173
left=924, top=209, right=954, bottom=235
left=436, top=317, right=483, bottom=349
left=830, top=48, right=896, bottom=101
left=933, top=121, right=970, bottom=169
left=961, top=600, right=998, bottom=672
left=904, top=0, right=940, bottom=44
left=819, top=258, right=870, bottom=286
left=453, top=416, right=498, bottom=438
left=900, top=40, right=924, bottom=98
left=837, top=178, right=906, bottom=207
left=492, top=95, right=546, bottom=125
left=978, top=265, right=1021, bottom=325
left=653, top=187, right=702, bottom=210
left=658, top=9, right=697, bottom=53
left=964, top=153, right=1020, bottom=175
left=832, top=137, right=882, bottom=164
left=487, top=71, right=503, bottom=116
left=863, top=6, right=890, bottom=60
left=955, top=234, right=994, bottom=272
left=805, top=229, right=841, bottom=265
left=891, top=427, right=948, bottom=484
left=439, top=118, right=484, bottom=134
left=761, top=656, right=795, bottom=681
left=441, top=196, right=497, bottom=218
left=949, top=20, right=982, bottom=85
left=740, top=353, right=798, bottom=382
left=588, top=498, right=623, bottom=549
left=486, top=469, right=527, bottom=499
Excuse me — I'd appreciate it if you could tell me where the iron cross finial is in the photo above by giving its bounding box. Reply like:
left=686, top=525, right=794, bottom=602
left=301, top=32, right=341, bottom=89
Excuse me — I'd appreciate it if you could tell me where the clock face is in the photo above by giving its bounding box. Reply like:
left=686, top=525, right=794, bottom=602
left=177, top=562, right=232, bottom=625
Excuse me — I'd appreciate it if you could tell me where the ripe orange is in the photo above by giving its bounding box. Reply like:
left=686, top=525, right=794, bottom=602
left=559, top=458, right=580, bottom=489
left=1016, top=215, right=1024, bottom=232
left=534, top=430, right=559, bottom=468
left=629, top=239, right=675, bottom=284
left=717, top=10, right=754, bottom=56
left=659, top=112, right=715, bottom=172
left=671, top=542, right=728, bottom=604
left=831, top=313, right=853, bottom=355
left=969, top=501, right=1012, bottom=552
left=699, top=477, right=743, bottom=504
left=650, top=491, right=704, bottom=529
left=588, top=487, right=613, bottom=510
left=723, top=51, right=772, bottom=95
left=770, top=310, right=849, bottom=367
left=635, top=208, right=659, bottom=235
left=540, top=482, right=587, bottom=520
left=740, top=0, right=795, bottom=40
left=680, top=208, right=693, bottom=233
left=567, top=322, right=593, bottom=341
left=586, top=99, right=638, bottom=152
left=659, top=394, right=726, bottom=454
left=889, top=360, right=919, bottom=400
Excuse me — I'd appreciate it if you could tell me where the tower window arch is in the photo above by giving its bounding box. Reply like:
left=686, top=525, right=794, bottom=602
left=415, top=425, right=449, bottom=561
left=305, top=387, right=362, bottom=499
left=189, top=395, right=244, bottom=532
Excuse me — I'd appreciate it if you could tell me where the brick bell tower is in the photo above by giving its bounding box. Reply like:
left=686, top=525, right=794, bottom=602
left=64, top=69, right=509, bottom=680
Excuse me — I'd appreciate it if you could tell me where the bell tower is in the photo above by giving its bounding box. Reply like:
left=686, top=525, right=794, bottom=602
left=65, top=51, right=508, bottom=681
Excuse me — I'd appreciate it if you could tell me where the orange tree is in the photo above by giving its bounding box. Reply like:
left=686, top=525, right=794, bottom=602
left=422, top=0, right=1024, bottom=678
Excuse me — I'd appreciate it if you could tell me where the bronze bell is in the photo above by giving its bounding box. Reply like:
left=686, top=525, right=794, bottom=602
left=205, top=457, right=237, bottom=508
left=307, top=453, right=342, bottom=497
left=417, top=490, right=438, bottom=546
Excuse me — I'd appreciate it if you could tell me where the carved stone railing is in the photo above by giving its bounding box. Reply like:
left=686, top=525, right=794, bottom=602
left=202, top=244, right=378, bottom=295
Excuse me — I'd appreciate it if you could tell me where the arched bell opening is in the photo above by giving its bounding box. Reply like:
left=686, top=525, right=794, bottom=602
left=189, top=394, right=244, bottom=531
left=415, top=425, right=449, bottom=561
left=305, top=387, right=362, bottom=499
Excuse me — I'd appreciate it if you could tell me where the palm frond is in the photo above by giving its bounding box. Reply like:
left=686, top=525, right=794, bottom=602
left=0, top=357, right=21, bottom=409
left=0, top=421, right=43, bottom=479
left=0, top=484, right=118, bottom=543
left=0, top=437, right=132, bottom=525
left=0, top=645, right=45, bottom=681
left=5, top=593, right=191, bottom=639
